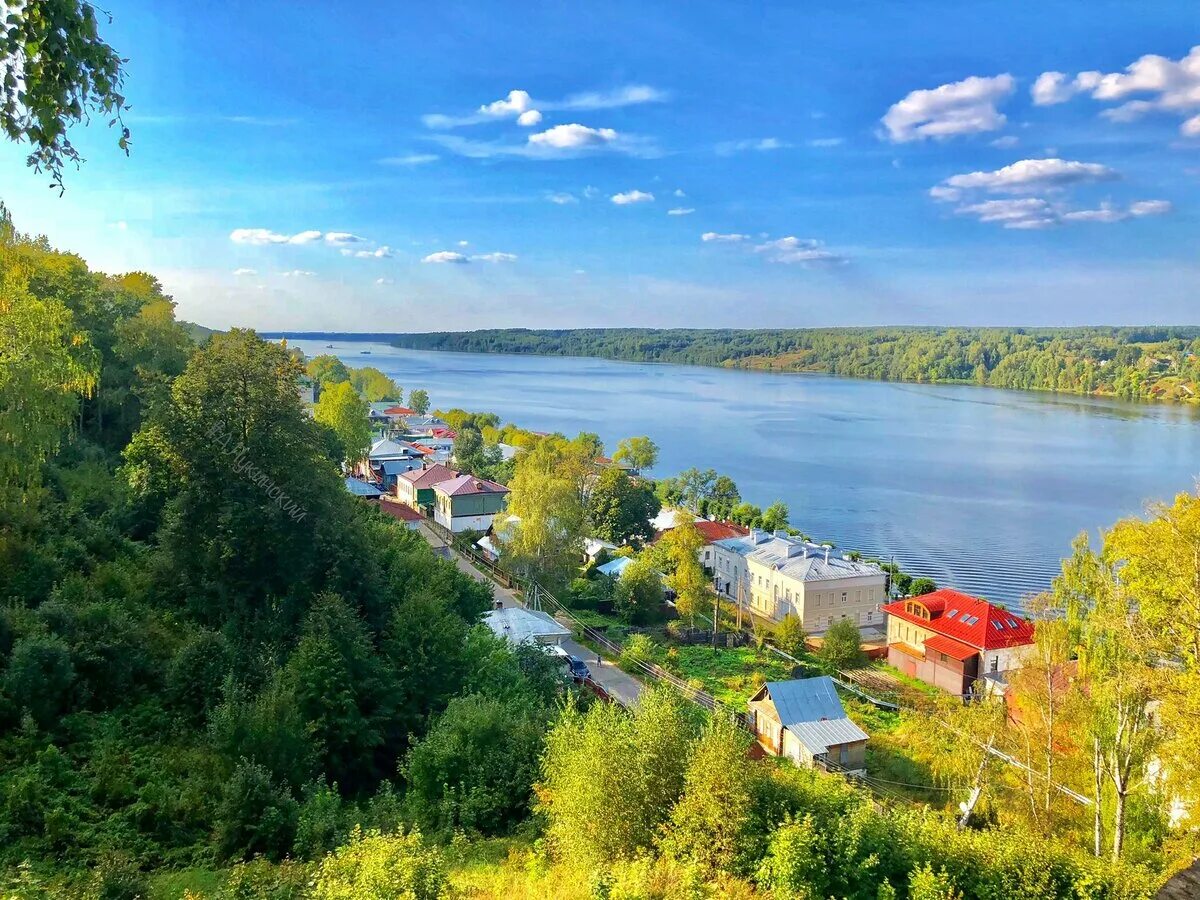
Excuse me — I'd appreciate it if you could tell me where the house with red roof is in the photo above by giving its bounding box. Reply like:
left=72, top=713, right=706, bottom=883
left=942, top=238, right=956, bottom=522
left=432, top=474, right=510, bottom=533
left=880, top=589, right=1035, bottom=697
left=395, top=463, right=461, bottom=512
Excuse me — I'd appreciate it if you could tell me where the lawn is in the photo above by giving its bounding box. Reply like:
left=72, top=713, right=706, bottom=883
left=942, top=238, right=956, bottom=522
left=661, top=644, right=798, bottom=707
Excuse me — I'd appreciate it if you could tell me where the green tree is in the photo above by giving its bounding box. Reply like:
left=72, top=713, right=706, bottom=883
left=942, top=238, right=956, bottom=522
left=613, top=557, right=664, bottom=625
left=661, top=522, right=710, bottom=625
left=538, top=688, right=697, bottom=870
left=314, top=381, right=371, bottom=464
left=215, top=760, right=299, bottom=862
left=408, top=388, right=430, bottom=415
left=349, top=366, right=400, bottom=402
left=0, top=1, right=129, bottom=189
left=772, top=613, right=807, bottom=658
left=760, top=501, right=790, bottom=532
left=3, top=635, right=75, bottom=728
left=587, top=466, right=661, bottom=546
left=306, top=354, right=351, bottom=388
left=818, top=619, right=866, bottom=671
left=505, top=438, right=586, bottom=583
left=660, top=717, right=757, bottom=874
left=612, top=435, right=659, bottom=472
left=910, top=577, right=937, bottom=596
left=403, top=693, right=547, bottom=836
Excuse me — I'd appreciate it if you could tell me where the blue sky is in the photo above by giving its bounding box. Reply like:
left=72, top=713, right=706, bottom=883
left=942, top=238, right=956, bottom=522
left=3, top=1, right=1199, bottom=330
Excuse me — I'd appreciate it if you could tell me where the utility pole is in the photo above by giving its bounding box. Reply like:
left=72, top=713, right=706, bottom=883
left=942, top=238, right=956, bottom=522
left=959, top=733, right=994, bottom=829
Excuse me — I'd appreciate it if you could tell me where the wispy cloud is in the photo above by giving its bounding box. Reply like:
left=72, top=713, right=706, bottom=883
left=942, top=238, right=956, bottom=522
left=546, top=192, right=578, bottom=205
left=432, top=127, right=657, bottom=160
left=379, top=153, right=440, bottom=166
left=667, top=207, right=695, bottom=216
left=324, top=232, right=366, bottom=245
left=701, top=232, right=749, bottom=242
left=882, top=74, right=1015, bottom=142
left=422, top=84, right=668, bottom=130
left=930, top=158, right=1118, bottom=202
left=280, top=269, right=315, bottom=277
left=342, top=245, right=394, bottom=259
left=754, top=236, right=847, bottom=265
left=422, top=250, right=517, bottom=264
left=232, top=267, right=258, bottom=276
left=230, top=228, right=323, bottom=245
left=715, top=137, right=791, bottom=155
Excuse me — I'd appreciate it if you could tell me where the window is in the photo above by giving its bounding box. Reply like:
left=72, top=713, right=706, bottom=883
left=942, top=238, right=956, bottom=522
left=990, top=656, right=999, bottom=673
left=827, top=616, right=833, bottom=627
left=866, top=611, right=873, bottom=623
left=947, top=608, right=959, bottom=619
left=841, top=592, right=847, bottom=604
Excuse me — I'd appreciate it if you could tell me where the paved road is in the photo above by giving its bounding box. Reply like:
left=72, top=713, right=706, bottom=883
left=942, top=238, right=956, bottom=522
left=418, top=523, right=643, bottom=706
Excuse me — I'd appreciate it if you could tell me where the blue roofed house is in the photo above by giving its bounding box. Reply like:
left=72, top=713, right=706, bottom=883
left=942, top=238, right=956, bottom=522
left=344, top=476, right=383, bottom=499
left=360, top=438, right=427, bottom=490
left=747, top=676, right=868, bottom=774
left=596, top=556, right=634, bottom=578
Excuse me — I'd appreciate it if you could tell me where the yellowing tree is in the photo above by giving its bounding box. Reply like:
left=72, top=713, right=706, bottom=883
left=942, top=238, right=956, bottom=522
left=314, top=380, right=371, bottom=463
left=505, top=437, right=586, bottom=583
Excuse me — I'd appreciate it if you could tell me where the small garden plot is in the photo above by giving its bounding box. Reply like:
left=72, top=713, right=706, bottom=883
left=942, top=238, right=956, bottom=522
left=662, top=644, right=797, bottom=707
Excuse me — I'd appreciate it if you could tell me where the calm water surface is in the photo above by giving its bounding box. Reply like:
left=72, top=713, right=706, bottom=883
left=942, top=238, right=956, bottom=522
left=291, top=339, right=1200, bottom=611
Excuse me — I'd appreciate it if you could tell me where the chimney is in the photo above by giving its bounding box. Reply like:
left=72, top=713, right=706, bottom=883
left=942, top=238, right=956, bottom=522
left=802, top=545, right=809, bottom=559
left=786, top=541, right=805, bottom=559
left=749, top=528, right=760, bottom=543
left=824, top=548, right=830, bottom=564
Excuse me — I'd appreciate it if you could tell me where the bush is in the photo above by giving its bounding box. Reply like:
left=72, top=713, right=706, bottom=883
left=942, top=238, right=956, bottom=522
left=403, top=694, right=547, bottom=836
left=310, top=827, right=447, bottom=900
left=218, top=858, right=312, bottom=900
left=215, top=760, right=299, bottom=862
left=3, top=635, right=76, bottom=728
left=817, top=619, right=866, bottom=672
left=294, top=781, right=348, bottom=860
left=771, top=614, right=807, bottom=657
left=619, top=634, right=662, bottom=673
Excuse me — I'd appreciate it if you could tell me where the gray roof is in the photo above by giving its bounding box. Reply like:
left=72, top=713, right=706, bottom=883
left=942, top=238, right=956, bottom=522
left=344, top=477, right=383, bottom=498
left=483, top=607, right=571, bottom=645
left=747, top=535, right=884, bottom=583
left=597, top=556, right=633, bottom=577
left=756, top=676, right=869, bottom=756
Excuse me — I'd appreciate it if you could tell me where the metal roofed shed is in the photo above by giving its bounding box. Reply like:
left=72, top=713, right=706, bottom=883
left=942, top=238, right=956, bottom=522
left=344, top=477, right=383, bottom=498
left=748, top=676, right=868, bottom=774
left=596, top=556, right=634, bottom=578
left=483, top=607, right=571, bottom=647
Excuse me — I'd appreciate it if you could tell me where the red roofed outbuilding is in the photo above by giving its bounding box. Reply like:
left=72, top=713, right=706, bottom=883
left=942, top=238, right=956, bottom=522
left=880, top=589, right=1035, bottom=697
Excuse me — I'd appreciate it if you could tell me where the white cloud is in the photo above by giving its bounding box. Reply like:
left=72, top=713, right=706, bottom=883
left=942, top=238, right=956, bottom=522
left=716, top=137, right=791, bottom=155
left=937, top=158, right=1118, bottom=195
left=231, top=228, right=304, bottom=245
left=881, top=74, right=1015, bottom=142
left=288, top=230, right=323, bottom=244
left=422, top=251, right=470, bottom=264
left=529, top=123, right=619, bottom=149
left=471, top=252, right=517, bottom=263
left=280, top=269, right=316, bottom=277
left=611, top=189, right=654, bottom=205
left=701, top=232, right=749, bottom=242
left=232, top=267, right=258, bottom=276
left=546, top=192, right=578, bottom=204
left=667, top=207, right=695, bottom=216
left=380, top=153, right=439, bottom=166
left=954, top=197, right=1171, bottom=229
left=673, top=188, right=686, bottom=198
left=375, top=277, right=394, bottom=285
left=324, top=232, right=365, bottom=245
left=990, top=135, right=1019, bottom=148
left=583, top=186, right=601, bottom=199
left=422, top=84, right=666, bottom=129
left=1130, top=199, right=1172, bottom=216
left=343, top=245, right=393, bottom=259
left=955, top=198, right=1058, bottom=229
left=481, top=89, right=534, bottom=117
left=1033, top=47, right=1200, bottom=136
left=754, top=236, right=846, bottom=265
left=806, top=137, right=844, bottom=147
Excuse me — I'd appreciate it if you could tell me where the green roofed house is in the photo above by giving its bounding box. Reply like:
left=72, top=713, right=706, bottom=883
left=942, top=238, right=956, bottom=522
left=432, top=474, right=510, bottom=533
left=395, top=463, right=461, bottom=513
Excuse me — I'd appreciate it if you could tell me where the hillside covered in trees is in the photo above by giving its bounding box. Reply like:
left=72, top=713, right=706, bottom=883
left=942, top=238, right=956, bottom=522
left=4, top=211, right=1198, bottom=897
left=378, top=326, right=1200, bottom=403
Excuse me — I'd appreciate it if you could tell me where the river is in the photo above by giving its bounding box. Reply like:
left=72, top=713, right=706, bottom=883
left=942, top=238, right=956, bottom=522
left=287, top=338, right=1200, bottom=611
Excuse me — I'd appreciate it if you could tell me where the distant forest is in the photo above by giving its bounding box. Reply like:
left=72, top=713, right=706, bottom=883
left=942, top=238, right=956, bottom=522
left=354, top=326, right=1200, bottom=404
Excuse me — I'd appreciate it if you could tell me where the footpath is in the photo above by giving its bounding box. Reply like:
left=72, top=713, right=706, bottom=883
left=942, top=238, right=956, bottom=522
left=417, top=523, right=643, bottom=706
